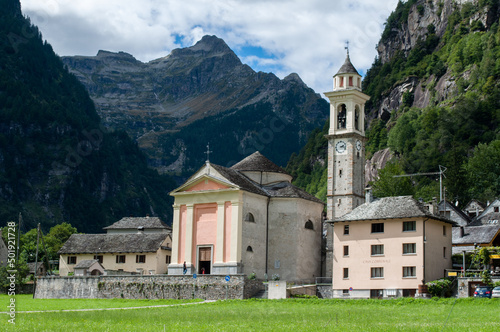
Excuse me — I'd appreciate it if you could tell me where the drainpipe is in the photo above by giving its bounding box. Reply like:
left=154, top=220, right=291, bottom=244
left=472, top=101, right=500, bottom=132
left=422, top=218, right=427, bottom=285
left=265, top=196, right=270, bottom=279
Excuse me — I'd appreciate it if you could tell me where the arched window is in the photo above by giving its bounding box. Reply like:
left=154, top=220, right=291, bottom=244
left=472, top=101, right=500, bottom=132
left=355, top=106, right=360, bottom=130
left=246, top=246, right=253, bottom=252
left=244, top=213, right=255, bottom=222
left=305, top=220, right=314, bottom=230
left=337, top=105, right=346, bottom=129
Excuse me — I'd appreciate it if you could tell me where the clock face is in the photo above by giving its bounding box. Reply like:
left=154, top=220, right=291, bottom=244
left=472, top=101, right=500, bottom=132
left=356, top=140, right=362, bottom=151
left=335, top=140, right=347, bottom=154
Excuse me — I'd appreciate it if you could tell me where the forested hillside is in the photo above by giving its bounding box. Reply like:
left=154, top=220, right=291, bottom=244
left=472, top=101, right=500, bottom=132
left=0, top=0, right=176, bottom=233
left=287, top=0, right=500, bottom=206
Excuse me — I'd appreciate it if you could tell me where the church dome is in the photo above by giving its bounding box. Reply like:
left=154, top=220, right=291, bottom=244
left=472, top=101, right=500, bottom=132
left=335, top=53, right=359, bottom=76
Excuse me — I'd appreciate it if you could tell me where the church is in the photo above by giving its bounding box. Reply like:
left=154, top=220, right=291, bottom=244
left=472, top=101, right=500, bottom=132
left=167, top=151, right=324, bottom=282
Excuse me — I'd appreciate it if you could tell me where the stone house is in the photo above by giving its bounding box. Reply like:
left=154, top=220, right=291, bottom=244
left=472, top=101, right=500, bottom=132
left=58, top=216, right=172, bottom=276
left=463, top=199, right=486, bottom=219
left=438, top=200, right=470, bottom=227
left=73, top=259, right=105, bottom=276
left=59, top=232, right=171, bottom=276
left=329, top=195, right=455, bottom=299
left=168, top=152, right=324, bottom=283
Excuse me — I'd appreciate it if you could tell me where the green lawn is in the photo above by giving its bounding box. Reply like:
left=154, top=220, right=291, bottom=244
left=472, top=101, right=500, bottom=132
left=1, top=295, right=499, bottom=331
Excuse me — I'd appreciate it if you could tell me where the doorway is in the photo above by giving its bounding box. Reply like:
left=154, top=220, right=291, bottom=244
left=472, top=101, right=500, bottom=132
left=198, top=247, right=212, bottom=274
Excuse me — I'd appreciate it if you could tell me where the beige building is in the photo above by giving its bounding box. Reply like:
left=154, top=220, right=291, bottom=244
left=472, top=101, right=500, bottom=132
left=58, top=217, right=172, bottom=276
left=168, top=152, right=324, bottom=282
left=330, top=196, right=454, bottom=298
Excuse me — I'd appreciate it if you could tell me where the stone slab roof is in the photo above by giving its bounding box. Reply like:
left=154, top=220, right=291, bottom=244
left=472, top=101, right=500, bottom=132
left=59, top=233, right=169, bottom=254
left=103, top=217, right=171, bottom=230
left=335, top=195, right=455, bottom=224
left=335, top=54, right=359, bottom=75
left=74, top=259, right=100, bottom=269
left=230, top=151, right=289, bottom=174
left=263, top=182, right=324, bottom=204
left=452, top=225, right=500, bottom=245
left=211, top=164, right=268, bottom=196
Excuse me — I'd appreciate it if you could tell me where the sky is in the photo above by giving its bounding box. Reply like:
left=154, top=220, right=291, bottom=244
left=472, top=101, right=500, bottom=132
left=20, top=0, right=398, bottom=94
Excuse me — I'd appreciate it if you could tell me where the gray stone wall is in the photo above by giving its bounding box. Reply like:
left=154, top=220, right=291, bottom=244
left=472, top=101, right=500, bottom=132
left=35, top=275, right=264, bottom=300
left=317, top=285, right=333, bottom=299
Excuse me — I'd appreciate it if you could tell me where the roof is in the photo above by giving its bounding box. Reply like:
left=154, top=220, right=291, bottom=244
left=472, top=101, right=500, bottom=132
left=335, top=54, right=359, bottom=76
left=438, top=200, right=470, bottom=224
left=74, top=259, right=100, bottom=269
left=334, top=195, right=455, bottom=224
left=230, top=151, right=289, bottom=175
left=263, top=182, right=324, bottom=204
left=452, top=225, right=500, bottom=245
left=211, top=163, right=268, bottom=196
left=103, top=217, right=171, bottom=230
left=59, top=233, right=170, bottom=254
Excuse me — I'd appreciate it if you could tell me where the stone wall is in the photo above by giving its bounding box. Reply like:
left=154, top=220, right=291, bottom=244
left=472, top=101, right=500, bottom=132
left=316, top=285, right=333, bottom=299
left=34, top=275, right=264, bottom=300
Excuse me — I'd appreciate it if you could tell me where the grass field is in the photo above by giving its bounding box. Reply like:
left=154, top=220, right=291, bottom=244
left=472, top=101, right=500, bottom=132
left=1, top=295, right=499, bottom=331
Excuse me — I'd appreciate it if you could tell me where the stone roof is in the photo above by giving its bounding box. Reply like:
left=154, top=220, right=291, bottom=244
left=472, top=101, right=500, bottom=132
left=452, top=225, right=500, bottom=245
left=103, top=217, right=171, bottom=230
left=74, top=259, right=100, bottom=269
left=263, top=182, right=324, bottom=204
left=59, top=233, right=169, bottom=254
left=230, top=151, right=289, bottom=174
left=335, top=54, right=359, bottom=76
left=211, top=163, right=268, bottom=196
left=334, top=195, right=455, bottom=224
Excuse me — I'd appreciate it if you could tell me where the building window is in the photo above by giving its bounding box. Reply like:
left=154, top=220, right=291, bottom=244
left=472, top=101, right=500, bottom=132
left=349, top=76, right=353, bottom=86
left=305, top=220, right=314, bottom=230
left=339, top=76, right=344, bottom=87
left=93, top=255, right=103, bottom=264
left=403, top=266, right=416, bottom=278
left=342, top=289, right=349, bottom=296
left=245, top=213, right=255, bottom=223
left=344, top=225, right=349, bottom=235
left=371, top=244, right=384, bottom=256
left=495, top=206, right=499, bottom=213
left=136, top=255, right=146, bottom=264
left=246, top=246, right=253, bottom=252
left=337, top=105, right=346, bottom=129
left=403, top=221, right=416, bottom=232
left=370, top=289, right=383, bottom=298
left=403, top=243, right=416, bottom=255
left=339, top=169, right=342, bottom=177
left=443, top=225, right=446, bottom=236
left=371, top=223, right=384, bottom=233
left=343, top=245, right=349, bottom=257
left=371, top=267, right=384, bottom=279
left=355, top=107, right=360, bottom=130
left=116, top=255, right=126, bottom=264
left=443, top=247, right=446, bottom=258
left=67, top=256, right=77, bottom=265
left=166, top=255, right=171, bottom=264
left=343, top=268, right=349, bottom=279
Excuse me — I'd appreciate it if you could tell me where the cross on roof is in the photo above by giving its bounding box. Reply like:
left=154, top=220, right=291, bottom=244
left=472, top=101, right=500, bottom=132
left=345, top=40, right=350, bottom=56
left=205, top=143, right=213, bottom=163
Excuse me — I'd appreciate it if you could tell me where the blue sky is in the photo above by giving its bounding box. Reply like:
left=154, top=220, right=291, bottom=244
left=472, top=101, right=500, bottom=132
left=20, top=0, right=397, bottom=94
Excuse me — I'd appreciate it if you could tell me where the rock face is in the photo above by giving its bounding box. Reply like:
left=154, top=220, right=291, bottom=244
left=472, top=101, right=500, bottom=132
left=365, top=148, right=393, bottom=185
left=62, top=36, right=328, bottom=173
left=370, top=0, right=498, bottom=121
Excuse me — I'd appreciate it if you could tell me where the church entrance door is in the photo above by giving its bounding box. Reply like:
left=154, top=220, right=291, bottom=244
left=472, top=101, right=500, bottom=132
left=198, top=247, right=211, bottom=274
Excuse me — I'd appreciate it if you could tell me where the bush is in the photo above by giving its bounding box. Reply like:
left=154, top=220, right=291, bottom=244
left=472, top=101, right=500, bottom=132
left=426, top=278, right=453, bottom=297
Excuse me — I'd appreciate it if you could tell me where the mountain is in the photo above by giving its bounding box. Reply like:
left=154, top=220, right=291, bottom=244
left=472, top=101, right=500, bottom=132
left=0, top=0, right=176, bottom=233
left=62, top=36, right=328, bottom=174
left=287, top=0, right=500, bottom=206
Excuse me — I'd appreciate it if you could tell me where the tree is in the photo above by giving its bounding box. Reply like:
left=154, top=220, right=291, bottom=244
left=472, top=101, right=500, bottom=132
left=44, top=222, right=78, bottom=261
left=464, top=140, right=500, bottom=202
left=371, top=160, right=415, bottom=198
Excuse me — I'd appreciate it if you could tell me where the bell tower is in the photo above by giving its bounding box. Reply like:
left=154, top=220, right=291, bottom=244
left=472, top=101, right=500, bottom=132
left=323, top=48, right=370, bottom=276
left=325, top=48, right=369, bottom=220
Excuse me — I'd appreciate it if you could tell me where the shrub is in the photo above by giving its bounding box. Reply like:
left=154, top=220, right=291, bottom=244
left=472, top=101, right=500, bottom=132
left=426, top=278, right=453, bottom=297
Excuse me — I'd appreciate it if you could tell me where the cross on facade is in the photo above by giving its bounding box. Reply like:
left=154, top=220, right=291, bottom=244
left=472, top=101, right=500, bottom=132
left=205, top=143, right=213, bottom=163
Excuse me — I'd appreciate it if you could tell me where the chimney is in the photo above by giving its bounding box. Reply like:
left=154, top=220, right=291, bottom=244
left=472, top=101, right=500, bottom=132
left=460, top=226, right=464, bottom=238
left=365, top=188, right=372, bottom=204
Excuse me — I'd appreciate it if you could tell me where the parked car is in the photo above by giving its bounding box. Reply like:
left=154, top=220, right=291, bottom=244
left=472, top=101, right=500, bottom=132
left=492, top=286, right=500, bottom=298
left=474, top=286, right=493, bottom=298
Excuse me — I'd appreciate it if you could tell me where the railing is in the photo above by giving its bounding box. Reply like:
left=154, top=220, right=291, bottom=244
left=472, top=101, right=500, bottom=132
left=315, top=277, right=332, bottom=285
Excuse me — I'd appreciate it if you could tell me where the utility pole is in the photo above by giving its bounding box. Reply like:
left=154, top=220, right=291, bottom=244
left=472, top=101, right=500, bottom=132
left=392, top=165, right=447, bottom=201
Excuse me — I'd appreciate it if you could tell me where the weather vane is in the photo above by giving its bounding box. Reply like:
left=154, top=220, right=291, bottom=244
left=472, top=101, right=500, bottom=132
left=205, top=143, right=213, bottom=163
left=345, top=40, right=350, bottom=56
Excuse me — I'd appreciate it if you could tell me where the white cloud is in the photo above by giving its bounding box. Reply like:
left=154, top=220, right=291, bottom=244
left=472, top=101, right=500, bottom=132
left=20, top=0, right=398, bottom=94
